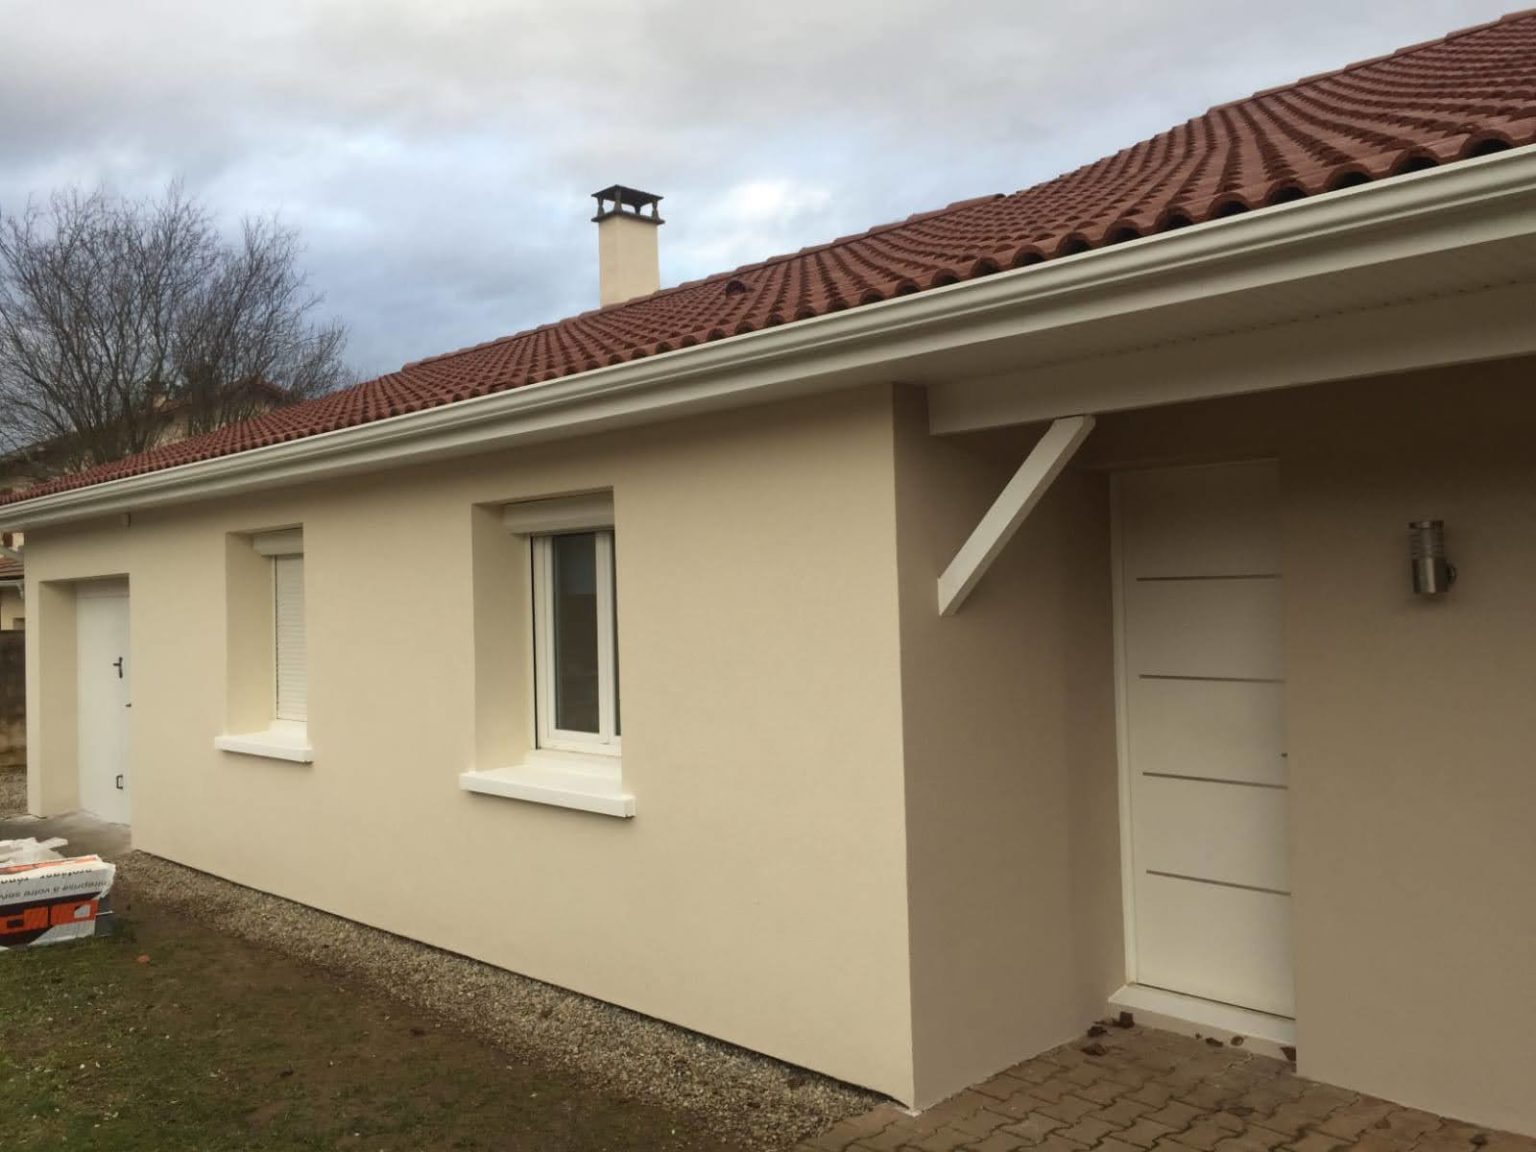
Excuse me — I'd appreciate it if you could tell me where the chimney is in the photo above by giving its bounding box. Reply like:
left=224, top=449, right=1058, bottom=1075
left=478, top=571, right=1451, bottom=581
left=592, top=185, right=663, bottom=306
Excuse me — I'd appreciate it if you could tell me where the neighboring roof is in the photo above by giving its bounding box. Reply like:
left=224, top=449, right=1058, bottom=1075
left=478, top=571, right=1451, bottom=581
left=0, top=376, right=297, bottom=489
left=0, top=556, right=21, bottom=581
left=5, top=8, right=1535, bottom=509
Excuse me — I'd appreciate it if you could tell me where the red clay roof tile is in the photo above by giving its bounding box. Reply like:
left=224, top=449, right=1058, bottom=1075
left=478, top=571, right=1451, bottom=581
left=6, top=8, right=1536, bottom=508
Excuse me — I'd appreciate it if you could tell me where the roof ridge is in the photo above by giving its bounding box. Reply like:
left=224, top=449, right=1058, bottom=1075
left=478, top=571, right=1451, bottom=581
left=1211, top=5, right=1536, bottom=113
left=403, top=192, right=1005, bottom=370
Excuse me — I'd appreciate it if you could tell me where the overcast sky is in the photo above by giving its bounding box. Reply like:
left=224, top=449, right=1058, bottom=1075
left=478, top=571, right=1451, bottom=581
left=0, top=1, right=1518, bottom=378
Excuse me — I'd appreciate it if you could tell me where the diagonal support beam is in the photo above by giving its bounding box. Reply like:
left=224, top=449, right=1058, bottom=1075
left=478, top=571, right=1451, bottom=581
left=937, top=414, right=1095, bottom=616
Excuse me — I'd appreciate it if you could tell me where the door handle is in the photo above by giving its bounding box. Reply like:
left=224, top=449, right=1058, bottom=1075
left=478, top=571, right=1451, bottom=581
left=112, top=657, right=124, bottom=679
left=115, top=774, right=124, bottom=791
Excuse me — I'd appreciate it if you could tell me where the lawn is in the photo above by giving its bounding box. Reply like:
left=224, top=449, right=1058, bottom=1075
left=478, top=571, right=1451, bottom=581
left=0, top=884, right=744, bottom=1151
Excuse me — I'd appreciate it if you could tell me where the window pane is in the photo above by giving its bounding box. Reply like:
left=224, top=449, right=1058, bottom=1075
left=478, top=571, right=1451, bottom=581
left=552, top=532, right=600, bottom=733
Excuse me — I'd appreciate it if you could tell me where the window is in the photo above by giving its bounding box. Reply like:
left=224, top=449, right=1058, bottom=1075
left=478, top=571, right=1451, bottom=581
left=272, top=553, right=307, bottom=722
left=216, top=527, right=311, bottom=762
left=460, top=493, right=632, bottom=816
left=251, top=529, right=307, bottom=725
left=533, top=530, right=619, bottom=753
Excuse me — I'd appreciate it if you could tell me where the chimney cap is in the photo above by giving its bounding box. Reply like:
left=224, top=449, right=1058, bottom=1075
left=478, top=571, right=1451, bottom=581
left=592, top=185, right=664, bottom=225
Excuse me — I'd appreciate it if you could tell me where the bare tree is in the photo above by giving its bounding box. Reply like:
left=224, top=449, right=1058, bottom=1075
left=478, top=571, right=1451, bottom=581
left=0, top=183, right=348, bottom=469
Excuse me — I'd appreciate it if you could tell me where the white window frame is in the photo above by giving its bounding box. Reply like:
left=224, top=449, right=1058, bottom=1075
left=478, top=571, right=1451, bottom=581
left=460, top=493, right=633, bottom=816
left=531, top=529, right=619, bottom=756
left=253, top=528, right=306, bottom=729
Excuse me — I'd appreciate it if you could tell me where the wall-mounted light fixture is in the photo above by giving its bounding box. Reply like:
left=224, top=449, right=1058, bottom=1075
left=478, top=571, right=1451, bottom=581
left=1409, top=519, right=1455, bottom=596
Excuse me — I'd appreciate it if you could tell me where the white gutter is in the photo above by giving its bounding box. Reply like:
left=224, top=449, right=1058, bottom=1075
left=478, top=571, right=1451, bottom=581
left=5, top=144, right=1536, bottom=532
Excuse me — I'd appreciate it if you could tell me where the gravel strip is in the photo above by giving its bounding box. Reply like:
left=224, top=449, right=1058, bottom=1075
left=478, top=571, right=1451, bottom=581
left=117, top=852, right=881, bottom=1150
left=0, top=767, right=24, bottom=817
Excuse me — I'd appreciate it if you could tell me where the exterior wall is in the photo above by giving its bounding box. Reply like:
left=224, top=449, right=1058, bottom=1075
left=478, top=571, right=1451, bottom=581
left=24, top=385, right=918, bottom=1101
left=17, top=356, right=1536, bottom=1127
left=1081, top=358, right=1536, bottom=1136
left=1282, top=370, right=1536, bottom=1136
left=892, top=387, right=1124, bottom=1108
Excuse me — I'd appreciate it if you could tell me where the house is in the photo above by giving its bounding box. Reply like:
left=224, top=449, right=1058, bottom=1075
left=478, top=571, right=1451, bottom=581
left=0, top=552, right=21, bottom=631
left=3, top=10, right=1535, bottom=1138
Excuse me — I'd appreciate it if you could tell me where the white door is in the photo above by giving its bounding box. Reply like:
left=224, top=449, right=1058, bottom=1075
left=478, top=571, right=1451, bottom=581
left=1116, top=461, right=1292, bottom=1018
left=76, top=581, right=131, bottom=825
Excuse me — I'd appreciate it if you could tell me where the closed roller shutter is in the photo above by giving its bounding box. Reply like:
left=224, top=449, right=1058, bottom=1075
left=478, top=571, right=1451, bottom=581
left=274, top=555, right=307, bottom=722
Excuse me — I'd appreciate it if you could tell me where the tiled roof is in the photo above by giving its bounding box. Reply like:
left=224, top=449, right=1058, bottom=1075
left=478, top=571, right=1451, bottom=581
left=0, top=556, right=21, bottom=580
left=6, top=8, right=1536, bottom=508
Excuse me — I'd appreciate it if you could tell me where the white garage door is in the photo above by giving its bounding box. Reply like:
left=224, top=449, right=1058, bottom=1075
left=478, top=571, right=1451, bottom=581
left=1117, top=461, right=1292, bottom=1018
left=76, top=580, right=132, bottom=826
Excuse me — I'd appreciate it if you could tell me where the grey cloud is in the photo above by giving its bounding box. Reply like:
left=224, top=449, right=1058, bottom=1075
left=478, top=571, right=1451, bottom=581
left=0, top=0, right=1519, bottom=376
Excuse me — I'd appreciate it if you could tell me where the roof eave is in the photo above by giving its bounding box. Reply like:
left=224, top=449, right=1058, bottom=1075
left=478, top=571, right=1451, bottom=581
left=6, top=143, right=1536, bottom=532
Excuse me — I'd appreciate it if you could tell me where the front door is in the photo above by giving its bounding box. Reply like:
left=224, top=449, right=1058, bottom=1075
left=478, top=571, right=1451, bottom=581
left=76, top=581, right=131, bottom=825
left=1116, top=461, right=1292, bottom=1018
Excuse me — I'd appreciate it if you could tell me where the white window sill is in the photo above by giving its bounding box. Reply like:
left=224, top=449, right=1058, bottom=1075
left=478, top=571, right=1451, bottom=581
left=214, top=726, right=314, bottom=764
left=459, top=753, right=634, bottom=818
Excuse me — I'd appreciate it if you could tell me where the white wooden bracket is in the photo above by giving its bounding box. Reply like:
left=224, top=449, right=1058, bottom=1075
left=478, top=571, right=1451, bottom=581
left=937, top=414, right=1095, bottom=616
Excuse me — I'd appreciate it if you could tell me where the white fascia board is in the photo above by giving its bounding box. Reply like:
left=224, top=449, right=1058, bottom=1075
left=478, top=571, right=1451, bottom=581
left=5, top=145, right=1536, bottom=532
left=931, top=278, right=1536, bottom=433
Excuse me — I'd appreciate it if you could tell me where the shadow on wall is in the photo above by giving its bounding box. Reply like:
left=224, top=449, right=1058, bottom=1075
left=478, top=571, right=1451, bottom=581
left=0, top=631, right=24, bottom=770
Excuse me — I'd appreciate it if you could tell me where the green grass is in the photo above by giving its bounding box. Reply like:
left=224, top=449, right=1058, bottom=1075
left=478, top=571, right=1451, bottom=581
left=0, top=889, right=740, bottom=1151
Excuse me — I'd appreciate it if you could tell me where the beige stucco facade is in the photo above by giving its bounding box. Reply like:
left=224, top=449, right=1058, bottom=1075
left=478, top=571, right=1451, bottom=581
left=23, top=385, right=918, bottom=1100
left=891, top=385, right=1125, bottom=1107
left=16, top=359, right=1536, bottom=1133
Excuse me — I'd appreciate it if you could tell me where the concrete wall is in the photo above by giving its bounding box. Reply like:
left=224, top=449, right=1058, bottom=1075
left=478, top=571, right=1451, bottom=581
left=1081, top=358, right=1536, bottom=1136
left=891, top=387, right=1124, bottom=1108
left=26, top=581, right=77, bottom=814
left=24, top=385, right=919, bottom=1101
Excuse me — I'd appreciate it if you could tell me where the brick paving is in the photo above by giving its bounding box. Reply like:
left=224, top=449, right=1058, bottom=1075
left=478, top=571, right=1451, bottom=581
left=796, top=1026, right=1536, bottom=1152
